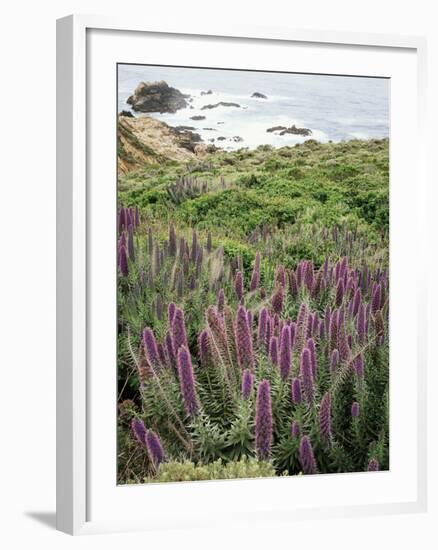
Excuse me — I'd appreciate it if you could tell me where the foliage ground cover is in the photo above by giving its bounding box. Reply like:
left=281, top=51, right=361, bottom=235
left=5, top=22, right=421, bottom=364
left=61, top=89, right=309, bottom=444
left=117, top=138, right=389, bottom=484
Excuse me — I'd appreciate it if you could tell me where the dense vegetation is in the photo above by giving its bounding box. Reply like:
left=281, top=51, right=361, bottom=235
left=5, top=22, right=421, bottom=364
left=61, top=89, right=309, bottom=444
left=117, top=138, right=389, bottom=484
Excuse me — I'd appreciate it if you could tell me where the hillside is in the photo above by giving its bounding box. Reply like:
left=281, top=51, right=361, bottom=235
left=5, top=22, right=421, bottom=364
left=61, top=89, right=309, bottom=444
left=118, top=114, right=218, bottom=174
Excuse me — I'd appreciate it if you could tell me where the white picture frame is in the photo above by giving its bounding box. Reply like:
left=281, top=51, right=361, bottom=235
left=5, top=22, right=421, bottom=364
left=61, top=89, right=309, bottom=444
left=56, top=14, right=428, bottom=535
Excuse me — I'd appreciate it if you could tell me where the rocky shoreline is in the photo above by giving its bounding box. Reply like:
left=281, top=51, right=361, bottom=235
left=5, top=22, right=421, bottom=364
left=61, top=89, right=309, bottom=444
left=122, top=80, right=313, bottom=151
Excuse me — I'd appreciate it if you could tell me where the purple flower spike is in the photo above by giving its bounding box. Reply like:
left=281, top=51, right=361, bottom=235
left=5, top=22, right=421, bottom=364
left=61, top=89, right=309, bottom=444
left=279, top=325, right=291, bottom=381
left=291, top=421, right=300, bottom=438
left=198, top=330, right=210, bottom=367
left=135, top=206, right=140, bottom=227
left=250, top=252, right=261, bottom=291
left=255, top=379, right=273, bottom=460
left=172, top=308, right=188, bottom=353
left=177, top=346, right=199, bottom=416
left=291, top=377, right=302, bottom=405
left=269, top=335, right=278, bottom=365
left=258, top=307, right=268, bottom=347
left=168, top=225, right=177, bottom=257
left=143, top=328, right=160, bottom=367
left=168, top=302, right=176, bottom=326
left=217, top=288, right=225, bottom=313
left=119, top=244, right=129, bottom=277
left=271, top=286, right=284, bottom=315
left=300, top=348, right=314, bottom=404
left=307, top=338, right=318, bottom=378
left=371, top=284, right=382, bottom=314
left=131, top=417, right=147, bottom=445
left=299, top=435, right=317, bottom=474
left=319, top=392, right=332, bottom=444
left=367, top=458, right=380, bottom=471
left=351, top=401, right=360, bottom=418
left=234, top=271, right=244, bottom=301
left=357, top=303, right=367, bottom=344
left=165, top=331, right=176, bottom=369
left=330, top=349, right=339, bottom=374
left=127, top=225, right=135, bottom=261
left=354, top=354, right=364, bottom=378
left=236, top=305, right=255, bottom=371
left=145, top=430, right=165, bottom=467
left=352, top=288, right=362, bottom=317
left=241, top=369, right=254, bottom=400
left=335, top=279, right=345, bottom=308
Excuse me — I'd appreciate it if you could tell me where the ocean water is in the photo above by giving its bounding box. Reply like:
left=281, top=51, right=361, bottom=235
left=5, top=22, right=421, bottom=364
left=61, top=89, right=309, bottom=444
left=118, top=64, right=389, bottom=151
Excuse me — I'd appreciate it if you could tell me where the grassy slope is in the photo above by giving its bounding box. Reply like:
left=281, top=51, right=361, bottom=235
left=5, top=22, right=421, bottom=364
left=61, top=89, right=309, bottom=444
left=119, top=138, right=388, bottom=267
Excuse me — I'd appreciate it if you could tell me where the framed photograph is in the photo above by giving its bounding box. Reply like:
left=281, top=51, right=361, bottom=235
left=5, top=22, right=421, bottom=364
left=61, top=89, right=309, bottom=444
left=56, top=15, right=428, bottom=535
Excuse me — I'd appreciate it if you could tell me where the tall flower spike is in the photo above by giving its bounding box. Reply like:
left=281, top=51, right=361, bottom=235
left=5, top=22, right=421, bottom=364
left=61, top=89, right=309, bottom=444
left=291, top=377, right=302, bottom=405
left=300, top=348, right=314, bottom=404
left=198, top=330, right=210, bottom=368
left=241, top=369, right=254, bottom=400
left=371, top=283, right=382, bottom=314
left=217, top=288, right=225, bottom=313
left=357, top=303, right=367, bottom=344
left=168, top=224, right=177, bottom=256
left=291, top=420, right=300, bottom=438
left=128, top=225, right=135, bottom=261
left=168, top=302, right=176, bottom=326
left=269, top=335, right=278, bottom=365
left=279, top=325, right=292, bottom=381
left=119, top=244, right=129, bottom=277
left=288, top=269, right=298, bottom=297
left=335, top=278, right=345, bottom=307
left=249, top=252, right=261, bottom=292
left=172, top=307, right=188, bottom=353
left=354, top=354, right=364, bottom=378
left=352, top=287, right=362, bottom=317
left=367, top=458, right=380, bottom=471
left=299, top=435, right=317, bottom=474
left=319, top=392, right=332, bottom=445
left=307, top=338, right=318, bottom=378
left=255, top=379, right=273, bottom=460
left=271, top=285, right=284, bottom=315
left=257, top=307, right=268, bottom=347
left=330, top=349, right=339, bottom=374
left=351, top=401, right=360, bottom=418
left=177, top=346, right=199, bottom=416
left=143, top=328, right=160, bottom=367
left=234, top=271, right=244, bottom=301
left=145, top=430, right=165, bottom=467
left=131, top=418, right=147, bottom=445
left=236, top=305, right=255, bottom=371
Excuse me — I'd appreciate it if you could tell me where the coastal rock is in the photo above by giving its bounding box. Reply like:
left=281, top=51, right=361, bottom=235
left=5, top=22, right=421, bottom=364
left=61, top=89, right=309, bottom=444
left=217, top=136, right=227, bottom=141
left=251, top=92, right=267, bottom=99
left=127, top=80, right=189, bottom=113
left=201, top=102, right=240, bottom=110
left=174, top=125, right=196, bottom=131
left=232, top=136, right=244, bottom=142
left=190, top=115, right=206, bottom=121
left=201, top=90, right=213, bottom=96
left=194, top=143, right=217, bottom=155
left=119, top=110, right=134, bottom=117
left=173, top=127, right=202, bottom=152
left=203, top=127, right=217, bottom=131
left=266, top=124, right=312, bottom=136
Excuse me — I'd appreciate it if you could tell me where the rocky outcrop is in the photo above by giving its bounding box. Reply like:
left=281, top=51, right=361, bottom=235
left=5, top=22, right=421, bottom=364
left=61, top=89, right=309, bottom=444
left=119, top=110, right=134, bottom=117
left=190, top=115, right=206, bottom=121
left=201, top=102, right=240, bottom=110
left=127, top=81, right=189, bottom=113
left=118, top=115, right=198, bottom=174
left=266, top=124, right=312, bottom=136
left=201, top=90, right=213, bottom=96
left=251, top=92, right=267, bottom=99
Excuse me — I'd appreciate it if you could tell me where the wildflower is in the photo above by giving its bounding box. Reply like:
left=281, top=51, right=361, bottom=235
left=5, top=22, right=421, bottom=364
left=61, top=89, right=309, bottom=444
left=236, top=305, right=254, bottom=371
left=319, top=392, right=332, bottom=444
left=300, top=348, right=314, bottom=404
left=145, top=430, right=165, bottom=467
left=299, top=435, right=317, bottom=474
left=291, top=377, right=302, bottom=405
left=255, top=380, right=273, bottom=460
left=241, top=369, right=254, bottom=400
left=177, top=346, right=199, bottom=416
left=131, top=418, right=147, bottom=445
left=279, top=325, right=291, bottom=380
